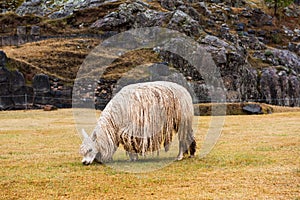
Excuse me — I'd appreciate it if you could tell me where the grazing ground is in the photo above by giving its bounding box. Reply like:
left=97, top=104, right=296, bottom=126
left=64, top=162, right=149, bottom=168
left=0, top=109, right=299, bottom=199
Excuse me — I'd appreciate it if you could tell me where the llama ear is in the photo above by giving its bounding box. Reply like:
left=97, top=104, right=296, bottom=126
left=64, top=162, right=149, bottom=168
left=81, top=129, right=89, bottom=139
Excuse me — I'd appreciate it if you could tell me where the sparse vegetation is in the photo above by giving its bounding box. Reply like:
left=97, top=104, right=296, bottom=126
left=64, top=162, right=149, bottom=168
left=0, top=109, right=299, bottom=199
left=102, top=49, right=162, bottom=80
left=265, top=0, right=294, bottom=16
left=247, top=54, right=271, bottom=70
left=0, top=0, right=24, bottom=12
left=270, top=32, right=283, bottom=44
left=264, top=50, right=274, bottom=57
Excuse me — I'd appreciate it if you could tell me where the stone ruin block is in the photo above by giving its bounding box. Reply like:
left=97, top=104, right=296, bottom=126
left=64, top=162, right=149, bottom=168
left=32, top=74, right=51, bottom=105
left=17, top=26, right=26, bottom=35
left=1, top=35, right=19, bottom=46
left=11, top=70, right=25, bottom=92
left=0, top=96, right=14, bottom=110
left=0, top=50, right=7, bottom=67
left=1, top=36, right=13, bottom=46
left=29, top=26, right=40, bottom=41
left=0, top=66, right=11, bottom=95
left=30, top=26, right=40, bottom=37
left=33, top=74, right=50, bottom=93
left=17, top=26, right=27, bottom=45
left=13, top=86, right=34, bottom=109
left=0, top=51, right=14, bottom=109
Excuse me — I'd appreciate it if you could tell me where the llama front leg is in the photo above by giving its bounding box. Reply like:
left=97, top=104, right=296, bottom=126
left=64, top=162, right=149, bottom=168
left=128, top=152, right=138, bottom=161
left=176, top=141, right=185, bottom=161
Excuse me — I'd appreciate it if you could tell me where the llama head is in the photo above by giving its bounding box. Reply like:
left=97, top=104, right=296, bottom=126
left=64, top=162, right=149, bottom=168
left=79, top=129, right=98, bottom=165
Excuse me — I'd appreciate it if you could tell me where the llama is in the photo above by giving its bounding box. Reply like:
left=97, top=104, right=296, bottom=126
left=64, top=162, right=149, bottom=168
left=79, top=81, right=196, bottom=165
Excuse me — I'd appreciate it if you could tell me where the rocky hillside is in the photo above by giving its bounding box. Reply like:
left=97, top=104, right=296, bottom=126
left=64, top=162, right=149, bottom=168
left=0, top=0, right=300, bottom=110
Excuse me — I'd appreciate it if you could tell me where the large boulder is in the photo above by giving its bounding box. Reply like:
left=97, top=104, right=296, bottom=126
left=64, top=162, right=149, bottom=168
left=0, top=67, right=11, bottom=95
left=0, top=51, right=34, bottom=110
left=260, top=67, right=300, bottom=106
left=16, top=0, right=108, bottom=18
left=16, top=0, right=46, bottom=17
left=135, top=9, right=170, bottom=27
left=272, top=49, right=300, bottom=74
left=198, top=35, right=260, bottom=102
left=11, top=71, right=25, bottom=92
left=248, top=8, right=273, bottom=27
left=91, top=2, right=169, bottom=31
left=91, top=1, right=202, bottom=38
left=241, top=36, right=267, bottom=50
left=288, top=42, right=300, bottom=56
left=200, top=35, right=236, bottom=51
left=195, top=2, right=212, bottom=17
left=243, top=104, right=263, bottom=114
left=0, top=51, right=7, bottom=67
left=167, top=10, right=202, bottom=37
left=253, top=49, right=300, bottom=74
left=32, top=74, right=50, bottom=93
left=0, top=66, right=13, bottom=110
left=159, top=0, right=184, bottom=11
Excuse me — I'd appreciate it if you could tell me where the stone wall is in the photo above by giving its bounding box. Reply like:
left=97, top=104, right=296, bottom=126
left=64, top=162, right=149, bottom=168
left=0, top=51, right=72, bottom=110
left=0, top=25, right=40, bottom=46
left=0, top=26, right=116, bottom=47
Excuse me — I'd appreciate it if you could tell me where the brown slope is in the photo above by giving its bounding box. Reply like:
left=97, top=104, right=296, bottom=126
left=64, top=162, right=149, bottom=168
left=3, top=38, right=101, bottom=83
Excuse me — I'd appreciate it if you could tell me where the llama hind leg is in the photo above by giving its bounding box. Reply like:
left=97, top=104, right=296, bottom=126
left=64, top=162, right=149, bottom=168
left=189, top=138, right=196, bottom=158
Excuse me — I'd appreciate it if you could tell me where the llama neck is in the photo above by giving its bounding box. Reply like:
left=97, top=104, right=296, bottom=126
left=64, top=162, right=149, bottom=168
left=93, top=112, right=119, bottom=162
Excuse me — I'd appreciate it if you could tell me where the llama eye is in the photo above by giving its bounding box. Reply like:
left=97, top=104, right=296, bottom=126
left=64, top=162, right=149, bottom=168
left=88, top=149, right=93, bottom=153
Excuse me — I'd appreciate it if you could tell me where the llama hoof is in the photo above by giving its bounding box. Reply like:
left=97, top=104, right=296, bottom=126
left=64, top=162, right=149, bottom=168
left=176, top=156, right=183, bottom=161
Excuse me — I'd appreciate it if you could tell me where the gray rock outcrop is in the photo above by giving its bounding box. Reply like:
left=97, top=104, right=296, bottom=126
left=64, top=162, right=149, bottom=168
left=16, top=0, right=112, bottom=18
left=260, top=67, right=300, bottom=106
left=9, top=0, right=300, bottom=108
left=0, top=51, right=29, bottom=109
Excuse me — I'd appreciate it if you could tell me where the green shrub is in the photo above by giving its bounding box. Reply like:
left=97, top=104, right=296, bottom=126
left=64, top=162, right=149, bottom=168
left=264, top=50, right=273, bottom=57
left=271, top=33, right=282, bottom=44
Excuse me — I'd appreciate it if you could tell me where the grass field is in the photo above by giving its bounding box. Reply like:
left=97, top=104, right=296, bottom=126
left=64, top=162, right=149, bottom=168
left=0, top=109, right=299, bottom=199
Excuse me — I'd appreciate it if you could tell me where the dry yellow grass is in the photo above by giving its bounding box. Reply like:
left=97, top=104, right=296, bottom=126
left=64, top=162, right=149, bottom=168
left=98, top=49, right=161, bottom=80
left=3, top=38, right=101, bottom=83
left=0, top=109, right=299, bottom=199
